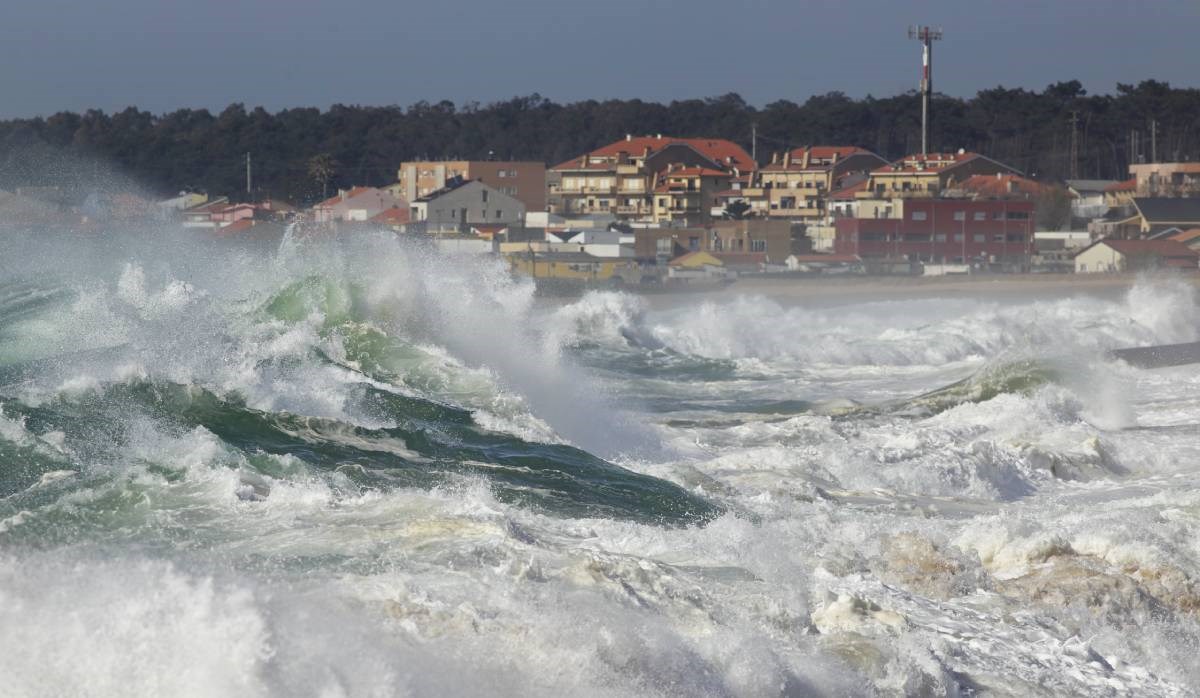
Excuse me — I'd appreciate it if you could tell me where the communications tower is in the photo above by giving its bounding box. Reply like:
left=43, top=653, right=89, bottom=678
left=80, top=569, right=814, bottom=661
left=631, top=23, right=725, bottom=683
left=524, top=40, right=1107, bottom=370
left=908, top=25, right=943, bottom=155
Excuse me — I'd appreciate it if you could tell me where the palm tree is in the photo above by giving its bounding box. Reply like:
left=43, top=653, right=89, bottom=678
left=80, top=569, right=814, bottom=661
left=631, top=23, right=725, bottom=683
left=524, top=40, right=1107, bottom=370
left=307, top=154, right=337, bottom=199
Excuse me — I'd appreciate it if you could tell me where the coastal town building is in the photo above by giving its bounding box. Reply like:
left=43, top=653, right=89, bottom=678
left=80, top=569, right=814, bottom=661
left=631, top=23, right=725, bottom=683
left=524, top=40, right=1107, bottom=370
left=861, top=151, right=1020, bottom=199
left=409, top=180, right=525, bottom=234
left=1074, top=238, right=1199, bottom=273
left=389, top=160, right=546, bottom=212
left=749, top=146, right=887, bottom=220
left=1129, top=197, right=1200, bottom=236
left=651, top=166, right=733, bottom=224
left=1128, top=162, right=1200, bottom=197
left=1066, top=180, right=1118, bottom=220
left=549, top=135, right=755, bottom=221
left=632, top=220, right=797, bottom=263
left=834, top=198, right=1035, bottom=266
left=314, top=187, right=407, bottom=223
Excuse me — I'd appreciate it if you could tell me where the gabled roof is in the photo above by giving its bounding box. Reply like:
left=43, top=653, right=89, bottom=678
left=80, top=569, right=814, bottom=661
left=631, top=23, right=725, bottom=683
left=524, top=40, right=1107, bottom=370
left=760, top=146, right=883, bottom=172
left=872, top=151, right=1021, bottom=176
left=553, top=136, right=754, bottom=173
left=668, top=250, right=723, bottom=267
left=1076, top=237, right=1198, bottom=259
left=829, top=180, right=868, bottom=200
left=314, top=186, right=375, bottom=209
left=1132, top=197, right=1200, bottom=223
left=1105, top=178, right=1136, bottom=193
left=957, top=174, right=1045, bottom=198
left=370, top=207, right=409, bottom=223
left=665, top=167, right=731, bottom=178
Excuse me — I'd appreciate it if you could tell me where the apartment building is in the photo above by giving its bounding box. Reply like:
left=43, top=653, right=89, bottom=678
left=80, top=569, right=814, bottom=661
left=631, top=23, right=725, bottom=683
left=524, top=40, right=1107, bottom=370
left=747, top=146, right=888, bottom=220
left=389, top=160, right=546, bottom=212
left=549, top=135, right=755, bottom=221
left=651, top=166, right=733, bottom=224
left=861, top=151, right=1020, bottom=199
left=834, top=199, right=1035, bottom=266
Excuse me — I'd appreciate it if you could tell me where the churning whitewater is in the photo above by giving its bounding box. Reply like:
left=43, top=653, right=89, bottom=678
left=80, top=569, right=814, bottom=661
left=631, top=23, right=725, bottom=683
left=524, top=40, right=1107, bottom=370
left=2, top=229, right=1200, bottom=697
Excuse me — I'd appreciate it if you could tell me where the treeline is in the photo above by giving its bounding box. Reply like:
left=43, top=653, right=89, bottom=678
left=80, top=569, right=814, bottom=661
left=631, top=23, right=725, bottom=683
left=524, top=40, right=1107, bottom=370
left=0, top=80, right=1197, bottom=203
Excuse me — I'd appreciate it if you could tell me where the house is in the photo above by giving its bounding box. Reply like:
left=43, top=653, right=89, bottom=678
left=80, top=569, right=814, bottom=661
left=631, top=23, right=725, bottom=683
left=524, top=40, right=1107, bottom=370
left=181, top=198, right=231, bottom=228
left=370, top=207, right=410, bottom=231
left=1128, top=162, right=1200, bottom=197
left=389, top=160, right=546, bottom=212
left=1066, top=180, right=1117, bottom=219
left=1074, top=238, right=1198, bottom=273
left=834, top=199, right=1035, bottom=267
left=632, top=220, right=796, bottom=263
left=505, top=250, right=635, bottom=282
left=409, top=180, right=525, bottom=234
left=1129, top=197, right=1200, bottom=236
left=313, top=187, right=407, bottom=223
left=862, top=151, right=1020, bottom=199
left=751, top=146, right=888, bottom=220
left=549, top=134, right=755, bottom=221
left=158, top=191, right=209, bottom=213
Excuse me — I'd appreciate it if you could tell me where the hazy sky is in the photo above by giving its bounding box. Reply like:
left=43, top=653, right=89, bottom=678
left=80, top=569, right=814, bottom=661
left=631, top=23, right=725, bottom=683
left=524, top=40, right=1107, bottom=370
left=1, top=0, right=1197, bottom=119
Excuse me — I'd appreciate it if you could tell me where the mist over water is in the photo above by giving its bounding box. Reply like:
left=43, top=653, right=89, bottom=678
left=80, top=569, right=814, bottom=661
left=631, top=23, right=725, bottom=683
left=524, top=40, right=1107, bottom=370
left=2, top=226, right=1200, bottom=696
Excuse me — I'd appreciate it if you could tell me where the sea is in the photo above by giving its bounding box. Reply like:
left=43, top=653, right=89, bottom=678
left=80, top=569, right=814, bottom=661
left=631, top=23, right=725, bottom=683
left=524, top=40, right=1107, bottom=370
left=1, top=228, right=1199, bottom=697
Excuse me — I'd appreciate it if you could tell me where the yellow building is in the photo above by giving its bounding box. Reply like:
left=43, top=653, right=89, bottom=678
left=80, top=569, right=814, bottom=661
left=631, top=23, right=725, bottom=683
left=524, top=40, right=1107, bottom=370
left=755, top=146, right=887, bottom=219
left=505, top=250, right=634, bottom=281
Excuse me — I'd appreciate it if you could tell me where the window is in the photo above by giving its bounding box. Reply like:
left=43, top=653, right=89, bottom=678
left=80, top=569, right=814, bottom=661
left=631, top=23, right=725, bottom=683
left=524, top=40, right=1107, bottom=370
left=750, top=239, right=766, bottom=252
left=496, top=210, right=502, bottom=219
left=1007, top=233, right=1024, bottom=242
left=498, top=171, right=507, bottom=178
left=953, top=211, right=965, bottom=221
left=906, top=233, right=931, bottom=242
left=973, top=234, right=985, bottom=242
left=1007, top=211, right=1030, bottom=220
left=973, top=212, right=986, bottom=221
left=688, top=236, right=700, bottom=251
left=993, top=211, right=1005, bottom=220
left=992, top=234, right=1005, bottom=242
left=862, top=232, right=889, bottom=242
left=911, top=211, right=927, bottom=221
left=658, top=198, right=667, bottom=207
left=482, top=190, right=489, bottom=203
left=953, top=233, right=964, bottom=242
left=656, top=238, right=672, bottom=254
left=934, top=233, right=947, bottom=242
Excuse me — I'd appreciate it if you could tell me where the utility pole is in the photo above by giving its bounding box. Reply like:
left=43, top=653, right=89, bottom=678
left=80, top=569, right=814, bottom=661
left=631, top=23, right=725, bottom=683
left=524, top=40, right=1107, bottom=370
left=909, top=25, right=943, bottom=155
left=1150, top=119, right=1157, bottom=163
left=1069, top=111, right=1080, bottom=180
left=751, top=122, right=757, bottom=164
left=246, top=152, right=252, bottom=196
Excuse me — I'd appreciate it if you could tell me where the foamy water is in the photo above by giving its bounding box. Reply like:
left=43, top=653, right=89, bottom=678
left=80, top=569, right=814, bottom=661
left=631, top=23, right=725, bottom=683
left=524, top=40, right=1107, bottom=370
left=1, top=228, right=1198, bottom=696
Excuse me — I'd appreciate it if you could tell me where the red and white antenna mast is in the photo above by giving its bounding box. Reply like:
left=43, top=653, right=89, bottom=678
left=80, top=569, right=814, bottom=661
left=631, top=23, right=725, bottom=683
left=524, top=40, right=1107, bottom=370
left=908, top=25, right=943, bottom=155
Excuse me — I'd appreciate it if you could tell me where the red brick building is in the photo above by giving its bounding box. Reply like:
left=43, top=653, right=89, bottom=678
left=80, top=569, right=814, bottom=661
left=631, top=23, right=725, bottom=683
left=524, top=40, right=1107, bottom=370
left=834, top=199, right=1035, bottom=265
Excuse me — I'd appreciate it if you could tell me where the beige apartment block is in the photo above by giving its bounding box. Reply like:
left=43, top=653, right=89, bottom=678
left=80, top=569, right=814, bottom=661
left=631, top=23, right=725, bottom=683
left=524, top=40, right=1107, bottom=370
left=389, top=161, right=546, bottom=212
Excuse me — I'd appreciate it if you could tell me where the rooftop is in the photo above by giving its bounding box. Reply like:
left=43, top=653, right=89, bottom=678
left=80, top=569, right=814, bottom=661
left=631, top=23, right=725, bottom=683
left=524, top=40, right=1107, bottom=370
left=553, top=135, right=755, bottom=173
left=1132, top=197, right=1200, bottom=223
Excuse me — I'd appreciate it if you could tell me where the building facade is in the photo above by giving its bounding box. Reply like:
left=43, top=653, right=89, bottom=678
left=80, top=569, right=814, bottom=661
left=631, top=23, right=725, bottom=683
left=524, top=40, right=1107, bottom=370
left=862, top=151, right=1020, bottom=200
left=549, top=135, right=755, bottom=222
left=390, top=161, right=546, bottom=212
left=409, top=180, right=525, bottom=233
left=834, top=199, right=1035, bottom=265
left=748, top=146, right=888, bottom=220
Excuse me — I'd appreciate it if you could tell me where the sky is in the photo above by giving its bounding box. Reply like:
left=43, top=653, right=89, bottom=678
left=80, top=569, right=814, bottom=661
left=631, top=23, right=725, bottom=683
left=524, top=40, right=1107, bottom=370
left=1, top=0, right=1197, bottom=119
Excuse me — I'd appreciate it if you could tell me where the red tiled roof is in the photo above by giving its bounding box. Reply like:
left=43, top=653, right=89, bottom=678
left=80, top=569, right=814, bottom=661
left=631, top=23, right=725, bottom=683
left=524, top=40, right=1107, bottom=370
left=829, top=180, right=868, bottom=200
left=315, top=186, right=375, bottom=209
left=1106, top=178, right=1136, bottom=192
left=553, top=136, right=755, bottom=172
left=760, top=146, right=874, bottom=172
left=957, top=174, right=1045, bottom=198
left=370, top=207, right=409, bottom=223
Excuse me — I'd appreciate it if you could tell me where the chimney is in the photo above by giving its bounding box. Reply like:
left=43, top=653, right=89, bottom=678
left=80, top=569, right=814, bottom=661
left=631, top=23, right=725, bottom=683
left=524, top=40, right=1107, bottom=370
left=783, top=151, right=791, bottom=167
left=801, top=147, right=810, bottom=169
left=656, top=134, right=662, bottom=140
left=626, top=134, right=632, bottom=141
left=771, top=152, right=778, bottom=165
